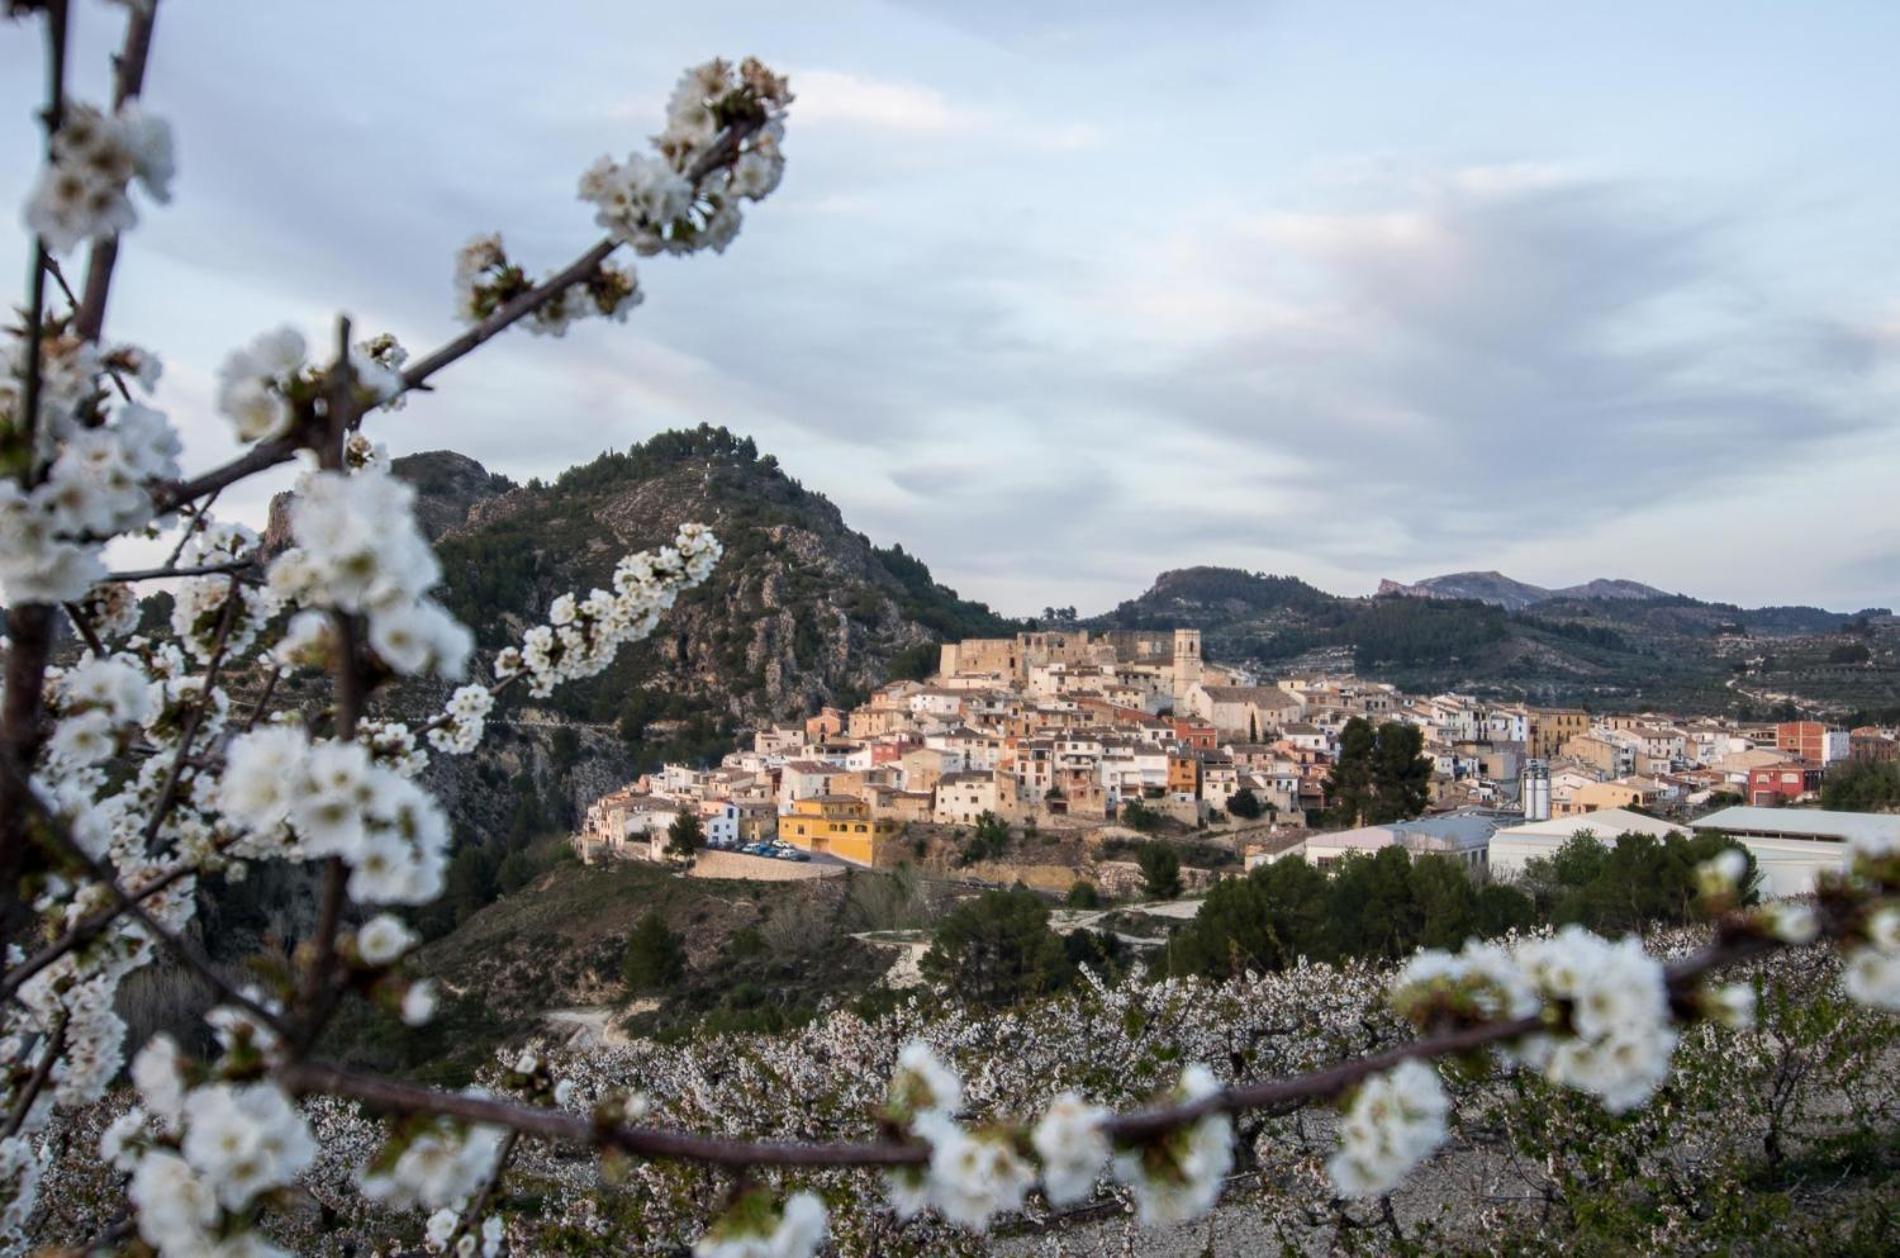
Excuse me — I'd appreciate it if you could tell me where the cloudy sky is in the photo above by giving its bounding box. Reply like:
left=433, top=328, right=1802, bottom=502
left=6, top=0, right=1898, bottom=615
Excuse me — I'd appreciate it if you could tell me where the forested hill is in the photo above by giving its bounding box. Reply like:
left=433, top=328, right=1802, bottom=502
left=422, top=425, right=1014, bottom=753
left=1094, top=566, right=1900, bottom=716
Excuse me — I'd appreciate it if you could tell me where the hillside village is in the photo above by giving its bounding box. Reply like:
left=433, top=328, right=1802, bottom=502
left=575, top=627, right=1900, bottom=894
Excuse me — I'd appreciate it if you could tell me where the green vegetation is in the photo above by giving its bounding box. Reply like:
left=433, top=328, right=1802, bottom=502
left=1119, top=799, right=1163, bottom=833
left=413, top=772, right=569, bottom=939
left=954, top=811, right=1012, bottom=867
left=1325, top=717, right=1431, bottom=826
left=841, top=865, right=934, bottom=933
left=664, top=811, right=703, bottom=862
left=920, top=887, right=1071, bottom=1007
left=1106, top=566, right=1336, bottom=628
left=1822, top=759, right=1900, bottom=812
left=869, top=541, right=1015, bottom=641
left=621, top=910, right=686, bottom=991
left=1064, top=881, right=1101, bottom=909
left=1135, top=842, right=1184, bottom=900
left=1518, top=831, right=1759, bottom=933
left=1227, top=787, right=1264, bottom=820
left=1350, top=597, right=1509, bottom=668
left=883, top=641, right=940, bottom=683
left=1167, top=848, right=1541, bottom=979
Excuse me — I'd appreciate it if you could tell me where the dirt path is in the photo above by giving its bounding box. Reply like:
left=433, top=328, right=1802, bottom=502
left=542, top=1002, right=653, bottom=1050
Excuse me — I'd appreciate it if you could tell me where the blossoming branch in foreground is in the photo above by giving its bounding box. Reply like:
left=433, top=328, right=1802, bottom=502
left=22, top=100, right=173, bottom=254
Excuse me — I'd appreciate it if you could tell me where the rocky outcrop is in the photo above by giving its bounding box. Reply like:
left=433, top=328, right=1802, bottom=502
left=425, top=425, right=1012, bottom=734
left=262, top=449, right=515, bottom=550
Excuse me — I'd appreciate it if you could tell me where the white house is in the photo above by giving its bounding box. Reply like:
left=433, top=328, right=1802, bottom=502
left=700, top=800, right=740, bottom=849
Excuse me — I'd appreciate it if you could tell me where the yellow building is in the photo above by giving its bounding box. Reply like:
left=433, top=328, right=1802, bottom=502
left=1529, top=708, right=1590, bottom=759
left=780, top=795, right=900, bottom=866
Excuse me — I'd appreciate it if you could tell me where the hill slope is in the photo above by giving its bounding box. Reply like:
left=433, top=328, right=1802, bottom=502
left=426, top=424, right=1013, bottom=752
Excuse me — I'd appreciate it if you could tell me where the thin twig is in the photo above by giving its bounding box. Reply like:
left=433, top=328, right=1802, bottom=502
left=0, top=763, right=284, bottom=1033
left=161, top=484, right=221, bottom=571
left=61, top=601, right=108, bottom=656
left=2, top=1013, right=67, bottom=1140
left=445, top=1129, right=520, bottom=1251
left=134, top=575, right=245, bottom=851
left=244, top=665, right=282, bottom=732
left=101, top=558, right=258, bottom=583
left=43, top=258, right=130, bottom=401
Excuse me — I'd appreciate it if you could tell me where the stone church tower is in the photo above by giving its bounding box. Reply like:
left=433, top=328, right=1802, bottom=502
left=1171, top=628, right=1204, bottom=698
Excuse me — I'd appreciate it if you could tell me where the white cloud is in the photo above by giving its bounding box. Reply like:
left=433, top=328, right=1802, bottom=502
left=792, top=70, right=985, bottom=133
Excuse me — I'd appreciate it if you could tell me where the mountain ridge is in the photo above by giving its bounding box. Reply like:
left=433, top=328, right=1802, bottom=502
left=1376, top=570, right=1672, bottom=611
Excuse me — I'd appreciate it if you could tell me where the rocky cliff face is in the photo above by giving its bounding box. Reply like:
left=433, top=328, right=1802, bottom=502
left=425, top=425, right=1012, bottom=745
left=263, top=449, right=516, bottom=551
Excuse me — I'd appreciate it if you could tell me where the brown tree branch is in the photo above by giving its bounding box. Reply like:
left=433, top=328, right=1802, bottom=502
left=0, top=855, right=205, bottom=1005
left=62, top=601, right=108, bottom=656
left=289, top=321, right=362, bottom=1058
left=101, top=558, right=259, bottom=583
left=152, top=115, right=769, bottom=518
left=2, top=1013, right=67, bottom=1140
left=0, top=0, right=74, bottom=958
left=72, top=0, right=160, bottom=345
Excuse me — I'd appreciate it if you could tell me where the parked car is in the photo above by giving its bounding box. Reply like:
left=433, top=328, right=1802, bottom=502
left=773, top=846, right=810, bottom=862
left=740, top=842, right=773, bottom=856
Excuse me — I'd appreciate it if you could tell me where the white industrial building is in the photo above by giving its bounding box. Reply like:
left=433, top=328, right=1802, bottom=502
left=1489, top=808, right=1688, bottom=880
left=1691, top=806, right=1899, bottom=898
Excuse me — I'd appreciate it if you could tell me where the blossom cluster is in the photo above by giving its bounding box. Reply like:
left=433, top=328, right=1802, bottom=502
left=576, top=58, right=790, bottom=258
left=693, top=1189, right=827, bottom=1258
left=361, top=1112, right=508, bottom=1213
left=169, top=521, right=276, bottom=661
left=214, top=324, right=404, bottom=444
left=218, top=723, right=452, bottom=904
left=110, top=1035, right=319, bottom=1255
left=453, top=233, right=642, bottom=337
left=429, top=684, right=497, bottom=755
left=1109, top=1064, right=1234, bottom=1226
left=268, top=461, right=473, bottom=679
left=1395, top=926, right=1677, bottom=1114
left=22, top=100, right=174, bottom=254
left=495, top=522, right=722, bottom=698
left=1, top=327, right=181, bottom=602
left=881, top=1040, right=1233, bottom=1233
left=1326, top=1060, right=1451, bottom=1198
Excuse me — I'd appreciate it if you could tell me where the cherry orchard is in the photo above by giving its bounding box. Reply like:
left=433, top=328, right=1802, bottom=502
left=0, top=3, right=1897, bottom=1256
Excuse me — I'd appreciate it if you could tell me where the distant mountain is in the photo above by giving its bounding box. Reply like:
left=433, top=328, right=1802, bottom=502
left=1098, top=566, right=1898, bottom=715
left=1376, top=570, right=1671, bottom=611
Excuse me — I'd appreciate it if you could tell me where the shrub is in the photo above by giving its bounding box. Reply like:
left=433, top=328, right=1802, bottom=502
left=1136, top=842, right=1183, bottom=900
left=1065, top=881, right=1102, bottom=909
left=920, top=887, right=1069, bottom=1007
left=622, top=911, right=686, bottom=991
